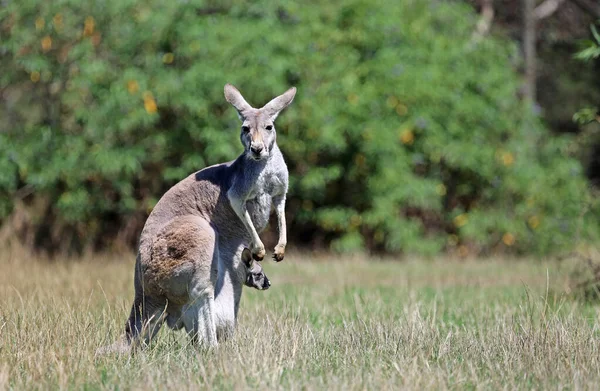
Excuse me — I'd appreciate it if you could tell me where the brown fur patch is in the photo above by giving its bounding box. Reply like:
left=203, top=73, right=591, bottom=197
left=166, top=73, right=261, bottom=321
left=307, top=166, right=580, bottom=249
left=144, top=215, right=215, bottom=305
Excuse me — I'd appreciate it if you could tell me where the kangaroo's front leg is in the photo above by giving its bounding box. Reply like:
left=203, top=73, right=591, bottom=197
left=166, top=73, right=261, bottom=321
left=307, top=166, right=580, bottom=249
left=228, top=192, right=265, bottom=261
left=272, top=194, right=287, bottom=262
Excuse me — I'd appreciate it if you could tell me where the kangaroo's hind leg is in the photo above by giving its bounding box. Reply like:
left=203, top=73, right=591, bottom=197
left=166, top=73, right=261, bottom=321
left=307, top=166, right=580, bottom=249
left=124, top=255, right=167, bottom=349
left=173, top=215, right=219, bottom=348
left=125, top=295, right=167, bottom=348
left=181, top=288, right=217, bottom=348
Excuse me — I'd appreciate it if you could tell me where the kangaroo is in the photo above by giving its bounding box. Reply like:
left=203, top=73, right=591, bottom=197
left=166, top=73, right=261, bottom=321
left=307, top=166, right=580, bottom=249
left=163, top=248, right=270, bottom=338
left=124, top=84, right=296, bottom=349
left=98, top=248, right=269, bottom=356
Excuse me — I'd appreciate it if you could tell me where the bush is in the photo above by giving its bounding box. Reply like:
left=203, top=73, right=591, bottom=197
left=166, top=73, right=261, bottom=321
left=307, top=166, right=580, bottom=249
left=1, top=0, right=597, bottom=255
left=564, top=248, right=600, bottom=302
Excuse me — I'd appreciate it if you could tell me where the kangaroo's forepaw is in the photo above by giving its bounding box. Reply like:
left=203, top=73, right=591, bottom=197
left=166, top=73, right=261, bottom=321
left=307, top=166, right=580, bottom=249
left=252, top=246, right=266, bottom=262
left=273, top=244, right=285, bottom=262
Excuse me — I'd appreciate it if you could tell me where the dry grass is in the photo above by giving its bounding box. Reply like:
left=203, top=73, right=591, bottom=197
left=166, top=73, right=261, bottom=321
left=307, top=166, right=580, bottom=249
left=1, top=248, right=600, bottom=390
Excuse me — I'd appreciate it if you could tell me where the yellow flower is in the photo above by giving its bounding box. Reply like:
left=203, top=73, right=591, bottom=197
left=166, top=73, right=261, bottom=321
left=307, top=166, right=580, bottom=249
left=528, top=216, right=540, bottom=230
left=453, top=213, right=468, bottom=228
left=502, top=233, right=515, bottom=246
left=162, top=52, right=174, bottom=64
left=53, top=14, right=63, bottom=31
left=447, top=234, right=459, bottom=246
left=399, top=128, right=414, bottom=145
left=501, top=151, right=514, bottom=167
left=144, top=97, right=157, bottom=114
left=35, top=17, right=45, bottom=31
left=350, top=215, right=362, bottom=228
left=143, top=91, right=157, bottom=113
left=30, top=71, right=40, bottom=83
left=436, top=184, right=447, bottom=196
left=395, top=103, right=408, bottom=116
left=127, top=80, right=139, bottom=94
left=83, top=16, right=95, bottom=37
left=41, top=36, right=52, bottom=52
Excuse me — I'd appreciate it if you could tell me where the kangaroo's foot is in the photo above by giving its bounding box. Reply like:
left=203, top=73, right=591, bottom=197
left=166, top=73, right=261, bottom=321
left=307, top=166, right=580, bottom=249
left=273, top=243, right=285, bottom=262
left=251, top=243, right=266, bottom=262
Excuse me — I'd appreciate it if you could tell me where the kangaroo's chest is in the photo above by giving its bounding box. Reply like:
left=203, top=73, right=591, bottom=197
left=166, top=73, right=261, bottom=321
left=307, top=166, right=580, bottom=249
left=246, top=170, right=285, bottom=232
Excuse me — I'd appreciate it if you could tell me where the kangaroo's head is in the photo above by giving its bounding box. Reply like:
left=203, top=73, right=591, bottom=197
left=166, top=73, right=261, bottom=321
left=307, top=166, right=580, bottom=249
left=241, top=248, right=271, bottom=290
left=224, top=84, right=296, bottom=161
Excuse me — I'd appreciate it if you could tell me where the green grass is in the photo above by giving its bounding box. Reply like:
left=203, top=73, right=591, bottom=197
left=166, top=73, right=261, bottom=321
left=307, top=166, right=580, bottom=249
left=1, top=249, right=600, bottom=390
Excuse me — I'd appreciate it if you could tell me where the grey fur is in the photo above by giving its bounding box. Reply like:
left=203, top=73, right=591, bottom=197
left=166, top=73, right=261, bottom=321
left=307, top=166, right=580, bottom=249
left=241, top=248, right=271, bottom=290
left=123, top=84, right=295, bottom=349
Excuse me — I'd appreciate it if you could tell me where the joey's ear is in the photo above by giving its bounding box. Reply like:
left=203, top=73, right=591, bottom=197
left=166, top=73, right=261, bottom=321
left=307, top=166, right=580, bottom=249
left=241, top=248, right=253, bottom=268
left=224, top=84, right=253, bottom=120
left=261, top=87, right=296, bottom=121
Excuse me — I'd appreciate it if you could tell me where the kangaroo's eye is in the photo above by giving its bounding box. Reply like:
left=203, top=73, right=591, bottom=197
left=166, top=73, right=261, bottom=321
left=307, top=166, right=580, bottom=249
left=265, top=125, right=273, bottom=131
left=241, top=126, right=250, bottom=133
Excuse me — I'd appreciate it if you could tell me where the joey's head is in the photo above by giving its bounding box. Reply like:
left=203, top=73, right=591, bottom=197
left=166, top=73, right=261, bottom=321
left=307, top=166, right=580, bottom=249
left=224, top=84, right=296, bottom=161
left=241, top=248, right=271, bottom=290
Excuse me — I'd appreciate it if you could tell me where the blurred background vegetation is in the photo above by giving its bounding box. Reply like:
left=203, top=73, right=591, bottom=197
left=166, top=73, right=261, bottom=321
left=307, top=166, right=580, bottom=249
left=0, top=0, right=598, bottom=257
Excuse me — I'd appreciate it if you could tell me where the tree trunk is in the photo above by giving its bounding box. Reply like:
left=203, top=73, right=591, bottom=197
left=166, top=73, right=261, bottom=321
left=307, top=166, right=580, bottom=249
left=523, top=0, right=537, bottom=104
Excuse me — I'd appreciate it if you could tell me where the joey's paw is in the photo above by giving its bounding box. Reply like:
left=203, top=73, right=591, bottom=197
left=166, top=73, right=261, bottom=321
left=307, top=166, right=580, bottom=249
left=252, top=246, right=266, bottom=262
left=272, top=245, right=285, bottom=262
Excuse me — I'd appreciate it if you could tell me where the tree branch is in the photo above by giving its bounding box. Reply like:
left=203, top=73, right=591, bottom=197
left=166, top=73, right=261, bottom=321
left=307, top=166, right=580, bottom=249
left=471, top=0, right=494, bottom=44
left=534, top=0, right=566, bottom=20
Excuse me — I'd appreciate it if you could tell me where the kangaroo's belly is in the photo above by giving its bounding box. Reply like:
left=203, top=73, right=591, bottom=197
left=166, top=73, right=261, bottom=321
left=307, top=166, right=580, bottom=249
left=247, top=194, right=272, bottom=233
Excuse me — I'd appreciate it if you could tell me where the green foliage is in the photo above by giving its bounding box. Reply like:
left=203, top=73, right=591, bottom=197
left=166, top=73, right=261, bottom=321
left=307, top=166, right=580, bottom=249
left=572, top=107, right=598, bottom=125
left=1, top=0, right=597, bottom=254
left=574, top=24, right=600, bottom=62
left=573, top=23, right=600, bottom=127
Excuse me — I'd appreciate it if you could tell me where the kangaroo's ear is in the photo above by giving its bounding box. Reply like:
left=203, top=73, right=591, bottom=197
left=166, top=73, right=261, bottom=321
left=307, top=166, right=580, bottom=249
left=224, top=84, right=253, bottom=120
left=261, top=87, right=296, bottom=121
left=241, top=248, right=253, bottom=268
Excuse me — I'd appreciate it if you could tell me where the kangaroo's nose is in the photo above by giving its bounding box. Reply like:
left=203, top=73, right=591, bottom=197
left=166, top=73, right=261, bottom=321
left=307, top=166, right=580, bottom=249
left=251, top=145, right=263, bottom=155
left=264, top=277, right=271, bottom=289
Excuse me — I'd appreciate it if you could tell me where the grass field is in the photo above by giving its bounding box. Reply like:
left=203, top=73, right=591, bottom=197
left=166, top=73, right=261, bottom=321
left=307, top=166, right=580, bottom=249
left=1, top=248, right=600, bottom=390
